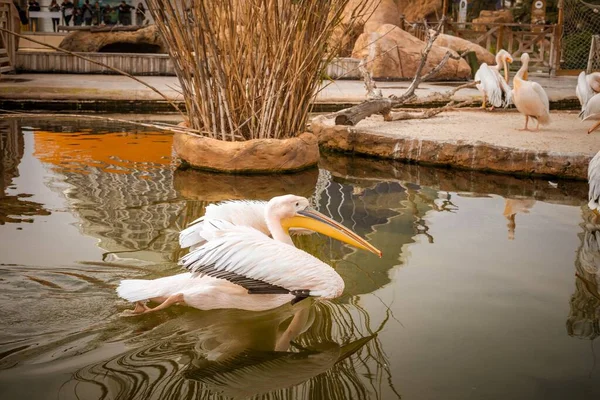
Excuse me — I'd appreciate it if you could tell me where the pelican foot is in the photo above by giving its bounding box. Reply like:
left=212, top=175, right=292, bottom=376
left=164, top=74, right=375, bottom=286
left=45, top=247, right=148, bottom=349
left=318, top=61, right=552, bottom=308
left=487, top=106, right=495, bottom=111
left=120, top=301, right=151, bottom=317
left=517, top=128, right=530, bottom=131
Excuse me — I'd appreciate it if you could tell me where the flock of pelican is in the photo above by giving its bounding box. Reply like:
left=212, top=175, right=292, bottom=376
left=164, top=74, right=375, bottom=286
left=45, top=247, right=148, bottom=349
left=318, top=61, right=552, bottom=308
left=475, top=51, right=550, bottom=131
left=477, top=49, right=600, bottom=212
left=117, top=195, right=381, bottom=315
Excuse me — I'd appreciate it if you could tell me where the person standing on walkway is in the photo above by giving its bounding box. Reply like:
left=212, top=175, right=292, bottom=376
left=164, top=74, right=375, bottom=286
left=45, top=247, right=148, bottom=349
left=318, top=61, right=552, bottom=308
left=135, top=2, right=146, bottom=26
left=27, top=0, right=40, bottom=32
left=49, top=0, right=60, bottom=32
left=61, top=0, right=74, bottom=26
left=92, top=1, right=101, bottom=25
left=118, top=1, right=132, bottom=26
left=82, top=0, right=93, bottom=26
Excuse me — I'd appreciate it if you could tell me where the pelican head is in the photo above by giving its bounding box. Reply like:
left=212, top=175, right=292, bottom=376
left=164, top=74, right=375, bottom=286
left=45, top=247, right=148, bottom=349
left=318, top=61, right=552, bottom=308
left=496, top=49, right=513, bottom=83
left=520, top=53, right=530, bottom=81
left=268, top=195, right=382, bottom=257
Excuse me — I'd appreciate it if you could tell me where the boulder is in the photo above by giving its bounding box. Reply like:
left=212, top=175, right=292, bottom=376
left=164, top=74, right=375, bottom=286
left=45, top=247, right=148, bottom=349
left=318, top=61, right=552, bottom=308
left=363, top=0, right=403, bottom=33
left=172, top=132, right=320, bottom=174
left=59, top=25, right=167, bottom=53
left=397, top=0, right=441, bottom=22
left=473, top=9, right=513, bottom=31
left=433, top=32, right=495, bottom=65
left=352, top=24, right=471, bottom=80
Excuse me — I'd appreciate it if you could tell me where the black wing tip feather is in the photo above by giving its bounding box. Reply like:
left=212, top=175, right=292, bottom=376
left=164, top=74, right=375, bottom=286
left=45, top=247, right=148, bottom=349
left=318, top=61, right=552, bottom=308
left=186, top=261, right=290, bottom=295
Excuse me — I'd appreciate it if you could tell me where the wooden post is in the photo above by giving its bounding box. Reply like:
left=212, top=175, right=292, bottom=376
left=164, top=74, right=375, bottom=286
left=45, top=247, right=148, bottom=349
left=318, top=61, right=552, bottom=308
left=496, top=24, right=504, bottom=53
left=555, top=0, right=564, bottom=75
left=442, top=0, right=448, bottom=32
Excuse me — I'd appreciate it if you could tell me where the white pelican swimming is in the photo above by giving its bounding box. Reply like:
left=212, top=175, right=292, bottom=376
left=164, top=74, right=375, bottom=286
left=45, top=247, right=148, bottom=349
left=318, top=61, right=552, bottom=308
left=474, top=49, right=513, bottom=110
left=577, top=72, right=600, bottom=134
left=512, top=53, right=550, bottom=131
left=588, top=151, right=600, bottom=212
left=117, top=195, right=381, bottom=315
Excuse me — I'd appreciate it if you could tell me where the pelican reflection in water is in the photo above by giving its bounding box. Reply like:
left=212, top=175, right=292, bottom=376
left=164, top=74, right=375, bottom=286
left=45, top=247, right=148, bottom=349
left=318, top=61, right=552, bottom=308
left=567, top=208, right=600, bottom=340
left=503, top=198, right=536, bottom=240
left=64, top=300, right=398, bottom=400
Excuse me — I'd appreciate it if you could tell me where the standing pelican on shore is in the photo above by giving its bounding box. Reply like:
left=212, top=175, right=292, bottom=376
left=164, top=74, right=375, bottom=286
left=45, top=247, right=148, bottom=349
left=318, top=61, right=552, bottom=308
left=576, top=72, right=600, bottom=112
left=117, top=195, right=381, bottom=315
left=512, top=53, right=550, bottom=131
left=475, top=49, right=513, bottom=110
left=577, top=72, right=600, bottom=134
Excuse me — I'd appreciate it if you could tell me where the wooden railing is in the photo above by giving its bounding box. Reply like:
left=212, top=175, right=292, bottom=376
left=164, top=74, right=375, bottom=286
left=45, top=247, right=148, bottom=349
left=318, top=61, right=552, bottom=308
left=0, top=0, right=17, bottom=74
left=406, top=21, right=558, bottom=75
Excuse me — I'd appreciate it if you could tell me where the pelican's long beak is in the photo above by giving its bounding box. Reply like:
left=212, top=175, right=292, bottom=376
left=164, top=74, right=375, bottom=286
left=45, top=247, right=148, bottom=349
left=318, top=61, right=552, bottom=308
left=523, top=69, right=528, bottom=81
left=281, top=209, right=382, bottom=257
left=503, top=58, right=511, bottom=83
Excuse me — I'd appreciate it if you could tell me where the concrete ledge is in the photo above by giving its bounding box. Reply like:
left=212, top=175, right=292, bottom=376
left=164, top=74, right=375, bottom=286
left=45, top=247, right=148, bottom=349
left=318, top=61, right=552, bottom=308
left=15, top=51, right=362, bottom=78
left=312, top=111, right=600, bottom=180
left=16, top=50, right=175, bottom=75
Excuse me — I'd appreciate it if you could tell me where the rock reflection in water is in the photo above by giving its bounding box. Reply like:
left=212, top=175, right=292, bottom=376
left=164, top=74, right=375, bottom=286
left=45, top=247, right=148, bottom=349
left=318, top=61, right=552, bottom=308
left=64, top=301, right=396, bottom=400
left=0, top=121, right=50, bottom=224
left=568, top=207, right=600, bottom=340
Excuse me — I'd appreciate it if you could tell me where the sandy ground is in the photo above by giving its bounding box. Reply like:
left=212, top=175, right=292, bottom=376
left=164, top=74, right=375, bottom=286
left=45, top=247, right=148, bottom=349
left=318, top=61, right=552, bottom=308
left=353, top=109, right=600, bottom=155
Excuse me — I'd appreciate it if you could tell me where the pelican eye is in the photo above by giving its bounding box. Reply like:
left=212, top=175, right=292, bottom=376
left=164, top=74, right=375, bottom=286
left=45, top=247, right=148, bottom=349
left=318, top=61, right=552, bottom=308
left=295, top=202, right=299, bottom=206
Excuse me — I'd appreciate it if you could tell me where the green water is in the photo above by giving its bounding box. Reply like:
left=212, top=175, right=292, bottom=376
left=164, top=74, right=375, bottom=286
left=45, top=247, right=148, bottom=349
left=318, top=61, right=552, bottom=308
left=0, top=118, right=598, bottom=400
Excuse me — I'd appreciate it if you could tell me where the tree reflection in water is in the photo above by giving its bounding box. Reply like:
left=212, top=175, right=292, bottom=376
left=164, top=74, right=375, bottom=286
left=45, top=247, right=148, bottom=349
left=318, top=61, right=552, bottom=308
left=568, top=207, right=600, bottom=340
left=64, top=300, right=399, bottom=400
left=0, top=121, right=50, bottom=224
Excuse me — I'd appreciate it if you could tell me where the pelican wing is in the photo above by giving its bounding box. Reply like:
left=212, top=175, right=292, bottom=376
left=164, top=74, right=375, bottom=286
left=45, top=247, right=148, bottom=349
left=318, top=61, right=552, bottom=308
left=588, top=151, right=600, bottom=211
left=577, top=71, right=595, bottom=112
left=180, top=225, right=344, bottom=299
left=531, top=82, right=550, bottom=113
left=475, top=63, right=510, bottom=107
left=582, top=93, right=600, bottom=121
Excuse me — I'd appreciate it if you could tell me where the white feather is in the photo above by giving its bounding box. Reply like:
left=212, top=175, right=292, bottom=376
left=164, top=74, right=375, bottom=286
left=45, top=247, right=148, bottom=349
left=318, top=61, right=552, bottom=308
left=475, top=63, right=512, bottom=108
left=581, top=93, right=600, bottom=122
left=179, top=200, right=312, bottom=250
left=588, top=150, right=600, bottom=211
left=577, top=71, right=596, bottom=113
left=117, top=273, right=292, bottom=311
left=181, top=225, right=345, bottom=299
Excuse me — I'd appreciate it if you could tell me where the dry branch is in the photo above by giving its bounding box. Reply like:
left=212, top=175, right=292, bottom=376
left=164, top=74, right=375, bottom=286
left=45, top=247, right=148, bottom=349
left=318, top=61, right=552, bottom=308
left=333, top=16, right=478, bottom=126
left=384, top=100, right=476, bottom=121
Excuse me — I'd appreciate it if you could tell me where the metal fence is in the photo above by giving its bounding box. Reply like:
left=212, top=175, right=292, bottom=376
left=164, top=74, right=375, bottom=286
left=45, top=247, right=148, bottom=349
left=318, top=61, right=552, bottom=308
left=560, top=0, right=600, bottom=71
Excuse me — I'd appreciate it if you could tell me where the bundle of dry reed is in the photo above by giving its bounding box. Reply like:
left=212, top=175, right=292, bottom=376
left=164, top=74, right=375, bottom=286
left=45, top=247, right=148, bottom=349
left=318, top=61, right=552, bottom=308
left=145, top=0, right=368, bottom=141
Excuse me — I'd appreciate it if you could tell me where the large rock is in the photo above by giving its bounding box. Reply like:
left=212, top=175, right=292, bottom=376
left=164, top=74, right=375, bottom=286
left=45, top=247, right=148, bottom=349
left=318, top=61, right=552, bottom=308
left=59, top=25, right=167, bottom=53
left=173, top=132, right=320, bottom=174
left=397, top=0, right=441, bottom=22
left=363, top=0, right=403, bottom=33
left=352, top=24, right=471, bottom=80
left=473, top=10, right=513, bottom=31
left=433, top=32, right=495, bottom=65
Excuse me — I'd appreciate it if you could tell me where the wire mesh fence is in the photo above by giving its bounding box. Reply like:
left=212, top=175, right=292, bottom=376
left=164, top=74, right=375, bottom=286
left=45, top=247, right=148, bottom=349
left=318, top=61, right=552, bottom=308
left=561, top=0, right=600, bottom=70
left=587, top=34, right=600, bottom=72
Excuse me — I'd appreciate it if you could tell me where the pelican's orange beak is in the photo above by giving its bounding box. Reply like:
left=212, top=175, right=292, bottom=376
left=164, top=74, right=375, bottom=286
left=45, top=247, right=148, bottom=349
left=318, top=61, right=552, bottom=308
left=281, top=209, right=382, bottom=257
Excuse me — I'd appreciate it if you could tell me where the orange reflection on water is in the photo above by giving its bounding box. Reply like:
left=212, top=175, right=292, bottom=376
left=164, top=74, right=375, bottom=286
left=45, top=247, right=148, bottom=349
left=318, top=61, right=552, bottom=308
left=33, top=130, right=174, bottom=174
